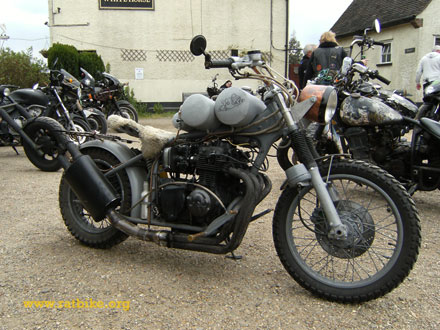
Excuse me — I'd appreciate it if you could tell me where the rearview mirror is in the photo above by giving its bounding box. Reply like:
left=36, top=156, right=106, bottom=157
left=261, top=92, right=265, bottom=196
left=190, top=35, right=207, bottom=56
left=374, top=19, right=381, bottom=33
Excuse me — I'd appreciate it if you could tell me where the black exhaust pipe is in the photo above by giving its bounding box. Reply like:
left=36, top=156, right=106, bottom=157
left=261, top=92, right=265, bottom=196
left=63, top=152, right=120, bottom=221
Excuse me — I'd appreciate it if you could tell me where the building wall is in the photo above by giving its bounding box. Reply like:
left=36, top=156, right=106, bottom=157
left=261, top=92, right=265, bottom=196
left=336, top=0, right=440, bottom=102
left=48, top=0, right=288, bottom=104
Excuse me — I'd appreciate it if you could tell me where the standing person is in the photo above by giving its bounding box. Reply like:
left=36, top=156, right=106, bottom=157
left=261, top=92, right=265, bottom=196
left=416, top=45, right=440, bottom=94
left=304, top=31, right=347, bottom=84
left=298, top=44, right=316, bottom=89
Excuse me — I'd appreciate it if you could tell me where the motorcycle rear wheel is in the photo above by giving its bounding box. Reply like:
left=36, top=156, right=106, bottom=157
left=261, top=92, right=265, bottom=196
left=59, top=148, right=130, bottom=248
left=22, top=117, right=67, bottom=172
left=273, top=159, right=421, bottom=303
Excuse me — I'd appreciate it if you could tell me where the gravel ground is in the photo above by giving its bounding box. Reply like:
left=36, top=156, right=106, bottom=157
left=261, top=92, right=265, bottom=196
left=0, top=117, right=439, bottom=329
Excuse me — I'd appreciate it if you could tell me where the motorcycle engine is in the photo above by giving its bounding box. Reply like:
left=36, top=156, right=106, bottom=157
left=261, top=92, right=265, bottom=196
left=157, top=140, right=250, bottom=226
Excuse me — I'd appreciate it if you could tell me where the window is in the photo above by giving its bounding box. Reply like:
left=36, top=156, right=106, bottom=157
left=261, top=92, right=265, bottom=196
left=435, top=36, right=440, bottom=46
left=381, top=43, right=392, bottom=63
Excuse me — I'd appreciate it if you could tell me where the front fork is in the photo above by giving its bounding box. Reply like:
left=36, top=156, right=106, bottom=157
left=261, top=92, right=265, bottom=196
left=277, top=93, right=348, bottom=241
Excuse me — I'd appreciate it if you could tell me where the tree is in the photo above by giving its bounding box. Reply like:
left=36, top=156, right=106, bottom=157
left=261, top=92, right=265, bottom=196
left=288, top=32, right=303, bottom=64
left=0, top=47, right=48, bottom=88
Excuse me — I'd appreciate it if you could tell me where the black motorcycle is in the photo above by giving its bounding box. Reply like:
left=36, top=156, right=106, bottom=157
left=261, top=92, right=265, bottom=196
left=0, top=85, right=66, bottom=171
left=80, top=69, right=138, bottom=122
left=49, top=35, right=421, bottom=303
left=9, top=68, right=95, bottom=144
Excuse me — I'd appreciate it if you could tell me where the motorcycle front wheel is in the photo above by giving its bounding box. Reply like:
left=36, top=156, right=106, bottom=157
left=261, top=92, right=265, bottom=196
left=22, top=117, right=67, bottom=172
left=70, top=117, right=91, bottom=144
left=273, top=159, right=421, bottom=303
left=59, top=148, right=130, bottom=248
left=87, top=113, right=108, bottom=134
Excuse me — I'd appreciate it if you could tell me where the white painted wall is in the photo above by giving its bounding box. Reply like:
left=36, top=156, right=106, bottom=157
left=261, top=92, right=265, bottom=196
left=48, top=0, right=288, bottom=103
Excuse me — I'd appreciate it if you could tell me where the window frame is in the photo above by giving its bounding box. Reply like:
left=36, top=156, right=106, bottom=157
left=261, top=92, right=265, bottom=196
left=380, top=42, right=392, bottom=64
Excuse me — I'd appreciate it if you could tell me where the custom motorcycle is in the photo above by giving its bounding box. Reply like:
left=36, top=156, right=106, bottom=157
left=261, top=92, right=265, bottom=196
left=80, top=69, right=138, bottom=122
left=309, top=58, right=440, bottom=194
left=0, top=85, right=66, bottom=171
left=54, top=35, right=420, bottom=303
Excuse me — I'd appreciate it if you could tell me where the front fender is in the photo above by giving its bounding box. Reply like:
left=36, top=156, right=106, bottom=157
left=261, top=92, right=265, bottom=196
left=79, top=139, right=146, bottom=218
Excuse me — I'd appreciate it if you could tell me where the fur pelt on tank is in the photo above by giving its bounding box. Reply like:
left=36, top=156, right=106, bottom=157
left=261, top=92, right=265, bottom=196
left=107, top=115, right=176, bottom=159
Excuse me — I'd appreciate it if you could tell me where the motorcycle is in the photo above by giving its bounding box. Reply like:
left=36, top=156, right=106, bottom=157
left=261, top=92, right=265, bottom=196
left=53, top=35, right=420, bottom=303
left=416, top=80, right=440, bottom=120
left=307, top=44, right=440, bottom=194
left=80, top=69, right=139, bottom=122
left=0, top=85, right=67, bottom=171
left=9, top=68, right=97, bottom=144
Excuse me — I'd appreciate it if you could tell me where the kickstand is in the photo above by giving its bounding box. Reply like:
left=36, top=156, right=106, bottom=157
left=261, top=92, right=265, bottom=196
left=12, top=145, right=19, bottom=155
left=226, top=251, right=242, bottom=260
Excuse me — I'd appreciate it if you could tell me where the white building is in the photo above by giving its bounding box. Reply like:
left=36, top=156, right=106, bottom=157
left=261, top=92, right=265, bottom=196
left=48, top=0, right=289, bottom=109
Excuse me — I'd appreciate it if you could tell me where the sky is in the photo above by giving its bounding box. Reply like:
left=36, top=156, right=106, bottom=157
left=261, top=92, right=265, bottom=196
left=1, top=0, right=353, bottom=59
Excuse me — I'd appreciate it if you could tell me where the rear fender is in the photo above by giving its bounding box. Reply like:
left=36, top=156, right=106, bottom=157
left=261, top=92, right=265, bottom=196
left=79, top=139, right=146, bottom=218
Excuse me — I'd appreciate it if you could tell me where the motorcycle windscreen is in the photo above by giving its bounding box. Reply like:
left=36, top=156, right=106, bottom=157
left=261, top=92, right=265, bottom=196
left=340, top=95, right=403, bottom=126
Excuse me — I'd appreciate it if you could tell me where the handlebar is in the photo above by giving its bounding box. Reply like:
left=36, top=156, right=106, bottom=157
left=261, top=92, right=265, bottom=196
left=373, top=41, right=385, bottom=47
left=205, top=59, right=234, bottom=69
left=369, top=70, right=391, bottom=85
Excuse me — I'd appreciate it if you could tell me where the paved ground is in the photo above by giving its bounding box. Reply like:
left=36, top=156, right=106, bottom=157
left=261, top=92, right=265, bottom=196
left=0, top=118, right=439, bottom=329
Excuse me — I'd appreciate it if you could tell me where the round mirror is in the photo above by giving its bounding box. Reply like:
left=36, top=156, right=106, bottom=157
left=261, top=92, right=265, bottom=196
left=374, top=19, right=381, bottom=33
left=190, top=35, right=207, bottom=56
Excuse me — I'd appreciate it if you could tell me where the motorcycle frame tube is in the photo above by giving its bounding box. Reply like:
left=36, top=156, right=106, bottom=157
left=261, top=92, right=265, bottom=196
left=79, top=139, right=147, bottom=218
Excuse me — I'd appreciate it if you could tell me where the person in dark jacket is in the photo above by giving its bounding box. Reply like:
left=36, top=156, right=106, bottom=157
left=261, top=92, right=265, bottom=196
left=304, top=31, right=347, bottom=85
left=298, top=44, right=316, bottom=89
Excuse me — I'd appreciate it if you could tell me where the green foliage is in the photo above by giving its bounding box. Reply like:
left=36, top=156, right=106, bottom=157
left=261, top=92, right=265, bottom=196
left=289, top=32, right=303, bottom=64
left=105, top=62, right=111, bottom=73
left=79, top=52, right=105, bottom=79
left=123, top=86, right=147, bottom=114
left=47, top=43, right=80, bottom=77
left=153, top=103, right=164, bottom=114
left=0, top=47, right=49, bottom=88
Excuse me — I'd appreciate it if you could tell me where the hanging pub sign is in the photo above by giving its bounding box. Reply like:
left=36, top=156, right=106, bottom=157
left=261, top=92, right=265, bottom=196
left=99, top=0, right=154, bottom=10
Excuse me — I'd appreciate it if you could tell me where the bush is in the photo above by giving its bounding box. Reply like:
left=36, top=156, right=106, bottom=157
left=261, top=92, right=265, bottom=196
left=79, top=52, right=105, bottom=80
left=123, top=86, right=147, bottom=114
left=0, top=47, right=48, bottom=88
left=47, top=43, right=79, bottom=77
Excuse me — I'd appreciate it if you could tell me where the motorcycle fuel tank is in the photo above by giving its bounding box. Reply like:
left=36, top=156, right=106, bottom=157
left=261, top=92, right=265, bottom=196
left=340, top=95, right=403, bottom=126
left=10, top=88, right=49, bottom=107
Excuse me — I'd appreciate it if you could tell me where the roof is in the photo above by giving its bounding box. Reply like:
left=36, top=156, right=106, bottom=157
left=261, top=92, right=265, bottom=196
left=331, top=0, right=433, bottom=38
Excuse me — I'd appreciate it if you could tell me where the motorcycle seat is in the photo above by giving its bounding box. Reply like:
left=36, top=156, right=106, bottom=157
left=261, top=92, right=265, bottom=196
left=420, top=117, right=440, bottom=140
left=107, top=115, right=176, bottom=159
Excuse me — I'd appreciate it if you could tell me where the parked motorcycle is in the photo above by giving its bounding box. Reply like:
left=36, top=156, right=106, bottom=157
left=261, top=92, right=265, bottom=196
left=415, top=80, right=440, bottom=120
left=306, top=46, right=440, bottom=195
left=9, top=68, right=97, bottom=144
left=0, top=85, right=66, bottom=171
left=51, top=35, right=421, bottom=303
left=80, top=69, right=138, bottom=122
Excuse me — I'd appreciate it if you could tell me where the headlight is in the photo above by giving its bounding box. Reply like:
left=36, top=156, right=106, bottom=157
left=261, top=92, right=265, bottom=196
left=3, top=88, right=10, bottom=97
left=84, top=78, right=91, bottom=86
left=298, top=85, right=338, bottom=124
